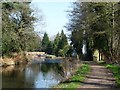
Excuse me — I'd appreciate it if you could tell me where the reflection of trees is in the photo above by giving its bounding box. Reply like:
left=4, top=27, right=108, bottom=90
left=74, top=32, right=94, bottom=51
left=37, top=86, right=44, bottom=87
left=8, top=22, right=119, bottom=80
left=24, top=63, right=41, bottom=86
left=2, top=64, right=26, bottom=77
left=41, top=63, right=49, bottom=77
left=61, top=58, right=80, bottom=78
left=2, top=65, right=28, bottom=88
left=27, top=63, right=40, bottom=78
left=41, top=63, right=64, bottom=77
left=41, top=63, right=49, bottom=74
left=2, top=59, right=80, bottom=88
left=53, top=63, right=64, bottom=77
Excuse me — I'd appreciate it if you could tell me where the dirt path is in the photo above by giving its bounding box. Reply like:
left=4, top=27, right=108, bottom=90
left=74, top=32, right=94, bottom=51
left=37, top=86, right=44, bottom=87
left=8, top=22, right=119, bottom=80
left=79, top=62, right=117, bottom=89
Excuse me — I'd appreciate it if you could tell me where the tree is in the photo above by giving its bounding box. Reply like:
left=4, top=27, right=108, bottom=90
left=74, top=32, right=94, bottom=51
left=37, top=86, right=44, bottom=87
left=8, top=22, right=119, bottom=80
left=2, top=2, right=42, bottom=56
left=107, top=3, right=120, bottom=63
left=66, top=2, right=92, bottom=59
left=57, top=30, right=69, bottom=57
left=41, top=32, right=51, bottom=53
left=46, top=41, right=53, bottom=54
left=90, top=3, right=120, bottom=63
left=52, top=30, right=70, bottom=57
left=53, top=33, right=60, bottom=56
left=58, top=30, right=68, bottom=49
left=67, top=2, right=120, bottom=63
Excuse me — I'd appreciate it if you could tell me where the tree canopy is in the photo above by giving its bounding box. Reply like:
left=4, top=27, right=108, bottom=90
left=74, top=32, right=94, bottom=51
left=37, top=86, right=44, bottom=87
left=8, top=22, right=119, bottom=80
left=41, top=30, right=71, bottom=57
left=67, top=2, right=120, bottom=63
left=2, top=2, right=42, bottom=56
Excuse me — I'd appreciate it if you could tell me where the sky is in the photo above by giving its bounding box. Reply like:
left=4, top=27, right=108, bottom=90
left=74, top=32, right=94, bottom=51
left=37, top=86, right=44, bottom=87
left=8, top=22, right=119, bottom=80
left=30, top=0, right=73, bottom=37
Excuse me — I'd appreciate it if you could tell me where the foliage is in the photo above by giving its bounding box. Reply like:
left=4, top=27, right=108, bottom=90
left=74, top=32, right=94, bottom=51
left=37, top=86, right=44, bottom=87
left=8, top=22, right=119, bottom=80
left=57, top=30, right=69, bottom=57
left=52, top=30, right=70, bottom=57
left=41, top=31, right=71, bottom=56
left=66, top=45, right=74, bottom=57
left=66, top=2, right=93, bottom=58
left=58, top=30, right=68, bottom=49
left=2, top=2, right=42, bottom=56
left=53, top=33, right=60, bottom=56
left=67, top=2, right=120, bottom=63
left=41, top=32, right=52, bottom=54
left=46, top=41, right=53, bottom=54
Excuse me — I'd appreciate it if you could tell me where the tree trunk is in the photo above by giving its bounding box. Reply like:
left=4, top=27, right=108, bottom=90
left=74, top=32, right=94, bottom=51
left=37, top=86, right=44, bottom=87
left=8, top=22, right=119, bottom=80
left=99, top=49, right=101, bottom=61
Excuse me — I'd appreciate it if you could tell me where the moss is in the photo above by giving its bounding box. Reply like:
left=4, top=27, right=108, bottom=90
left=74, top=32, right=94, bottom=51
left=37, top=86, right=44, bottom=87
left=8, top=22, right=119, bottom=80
left=54, top=64, right=90, bottom=88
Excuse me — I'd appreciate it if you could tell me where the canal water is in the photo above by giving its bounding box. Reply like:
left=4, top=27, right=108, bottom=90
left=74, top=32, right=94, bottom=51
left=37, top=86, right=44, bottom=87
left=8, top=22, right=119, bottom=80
left=1, top=58, right=79, bottom=88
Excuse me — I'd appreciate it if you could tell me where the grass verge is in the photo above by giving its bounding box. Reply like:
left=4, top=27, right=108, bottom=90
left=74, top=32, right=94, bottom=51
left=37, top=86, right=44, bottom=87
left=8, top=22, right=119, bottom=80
left=54, top=64, right=90, bottom=88
left=106, top=64, right=120, bottom=88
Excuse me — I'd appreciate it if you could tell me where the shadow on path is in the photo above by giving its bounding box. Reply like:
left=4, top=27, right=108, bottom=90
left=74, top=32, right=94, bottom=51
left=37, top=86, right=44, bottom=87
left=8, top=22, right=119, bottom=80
left=78, top=61, right=118, bottom=89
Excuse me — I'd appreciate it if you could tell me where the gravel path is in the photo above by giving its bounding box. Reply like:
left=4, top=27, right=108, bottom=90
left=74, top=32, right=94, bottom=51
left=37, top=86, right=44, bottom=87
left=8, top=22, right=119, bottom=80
left=79, top=62, right=117, bottom=89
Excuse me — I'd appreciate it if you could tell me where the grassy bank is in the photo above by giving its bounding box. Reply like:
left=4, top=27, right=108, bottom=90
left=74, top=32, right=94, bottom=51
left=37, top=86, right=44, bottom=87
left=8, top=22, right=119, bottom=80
left=106, top=64, right=120, bottom=88
left=54, top=64, right=90, bottom=88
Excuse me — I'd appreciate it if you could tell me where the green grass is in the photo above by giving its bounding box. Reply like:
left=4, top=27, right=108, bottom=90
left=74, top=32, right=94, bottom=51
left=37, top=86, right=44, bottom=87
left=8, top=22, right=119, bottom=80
left=106, top=64, right=120, bottom=88
left=98, top=60, right=106, bottom=65
left=54, top=64, right=90, bottom=88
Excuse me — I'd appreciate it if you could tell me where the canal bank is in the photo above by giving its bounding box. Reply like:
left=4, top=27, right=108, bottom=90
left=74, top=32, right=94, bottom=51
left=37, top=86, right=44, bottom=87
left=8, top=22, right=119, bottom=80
left=53, top=61, right=119, bottom=89
left=0, top=51, right=65, bottom=67
left=53, top=63, right=90, bottom=88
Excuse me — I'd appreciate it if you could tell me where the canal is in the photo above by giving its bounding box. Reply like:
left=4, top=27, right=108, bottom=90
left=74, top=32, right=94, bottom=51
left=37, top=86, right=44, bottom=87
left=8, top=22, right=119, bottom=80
left=1, top=58, right=79, bottom=88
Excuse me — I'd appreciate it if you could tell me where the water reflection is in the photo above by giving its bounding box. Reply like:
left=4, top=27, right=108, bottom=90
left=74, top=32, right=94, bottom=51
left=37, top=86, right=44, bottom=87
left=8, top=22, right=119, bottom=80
left=1, top=58, right=79, bottom=88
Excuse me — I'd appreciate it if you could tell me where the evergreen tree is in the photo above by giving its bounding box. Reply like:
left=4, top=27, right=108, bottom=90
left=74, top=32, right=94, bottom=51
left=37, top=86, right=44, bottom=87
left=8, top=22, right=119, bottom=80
left=57, top=30, right=69, bottom=57
left=53, top=33, right=60, bottom=56
left=41, top=32, right=50, bottom=53
left=58, top=30, right=68, bottom=50
left=46, top=41, right=53, bottom=54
